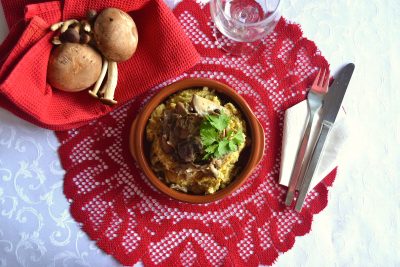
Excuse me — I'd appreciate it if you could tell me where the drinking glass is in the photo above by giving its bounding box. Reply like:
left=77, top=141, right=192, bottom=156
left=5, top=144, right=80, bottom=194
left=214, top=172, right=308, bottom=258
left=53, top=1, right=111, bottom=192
left=210, top=0, right=281, bottom=55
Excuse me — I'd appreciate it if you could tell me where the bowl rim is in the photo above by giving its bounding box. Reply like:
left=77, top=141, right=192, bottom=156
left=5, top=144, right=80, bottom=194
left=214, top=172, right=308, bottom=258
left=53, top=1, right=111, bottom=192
left=129, top=78, right=264, bottom=203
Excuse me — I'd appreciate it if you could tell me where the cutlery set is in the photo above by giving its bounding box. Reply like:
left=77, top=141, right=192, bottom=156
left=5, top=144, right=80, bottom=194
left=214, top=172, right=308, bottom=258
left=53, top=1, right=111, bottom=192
left=286, top=63, right=355, bottom=211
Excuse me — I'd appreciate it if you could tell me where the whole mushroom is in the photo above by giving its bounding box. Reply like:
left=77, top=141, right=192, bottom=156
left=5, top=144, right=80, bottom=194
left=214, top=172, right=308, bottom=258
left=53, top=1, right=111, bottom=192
left=94, top=8, right=138, bottom=62
left=89, top=8, right=138, bottom=105
left=47, top=43, right=102, bottom=92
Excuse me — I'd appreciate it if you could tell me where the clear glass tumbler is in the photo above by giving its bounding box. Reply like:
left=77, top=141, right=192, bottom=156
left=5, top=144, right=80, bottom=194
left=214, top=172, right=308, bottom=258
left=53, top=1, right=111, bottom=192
left=210, top=0, right=281, bottom=55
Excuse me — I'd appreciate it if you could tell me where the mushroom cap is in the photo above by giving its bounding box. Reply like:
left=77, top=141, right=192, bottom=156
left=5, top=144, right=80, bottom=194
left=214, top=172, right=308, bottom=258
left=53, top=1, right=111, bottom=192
left=192, top=95, right=223, bottom=115
left=47, top=43, right=102, bottom=92
left=94, top=8, right=138, bottom=62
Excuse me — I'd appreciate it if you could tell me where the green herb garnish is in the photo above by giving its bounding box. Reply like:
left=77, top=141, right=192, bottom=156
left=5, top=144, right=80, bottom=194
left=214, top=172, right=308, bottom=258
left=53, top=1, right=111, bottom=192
left=200, top=113, right=244, bottom=159
left=206, top=112, right=230, bottom=131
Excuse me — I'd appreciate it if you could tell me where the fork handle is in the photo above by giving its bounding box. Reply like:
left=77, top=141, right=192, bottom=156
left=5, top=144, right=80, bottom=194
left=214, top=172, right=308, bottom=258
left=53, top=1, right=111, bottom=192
left=285, top=111, right=314, bottom=206
left=295, top=122, right=331, bottom=211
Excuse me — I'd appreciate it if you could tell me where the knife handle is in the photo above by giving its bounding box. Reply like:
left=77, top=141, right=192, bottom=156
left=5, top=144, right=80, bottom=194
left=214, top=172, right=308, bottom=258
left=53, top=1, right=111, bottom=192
left=295, top=121, right=332, bottom=211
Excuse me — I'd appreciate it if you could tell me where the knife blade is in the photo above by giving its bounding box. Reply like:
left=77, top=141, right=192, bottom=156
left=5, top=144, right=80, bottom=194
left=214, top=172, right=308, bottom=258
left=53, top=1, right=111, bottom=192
left=295, top=63, right=355, bottom=211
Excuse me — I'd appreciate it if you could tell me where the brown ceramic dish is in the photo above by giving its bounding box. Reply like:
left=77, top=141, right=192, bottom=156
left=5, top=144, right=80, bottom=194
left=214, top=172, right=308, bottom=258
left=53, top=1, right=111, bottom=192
left=129, top=78, right=264, bottom=203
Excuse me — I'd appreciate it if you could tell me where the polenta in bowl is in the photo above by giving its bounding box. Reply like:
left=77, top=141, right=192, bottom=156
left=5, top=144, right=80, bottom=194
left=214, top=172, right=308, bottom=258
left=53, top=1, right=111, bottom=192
left=129, top=78, right=265, bottom=203
left=146, top=87, right=247, bottom=195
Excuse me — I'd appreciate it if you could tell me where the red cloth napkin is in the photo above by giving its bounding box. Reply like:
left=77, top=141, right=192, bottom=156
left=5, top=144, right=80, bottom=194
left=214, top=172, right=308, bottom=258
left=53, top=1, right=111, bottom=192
left=56, top=1, right=334, bottom=266
left=0, top=0, right=200, bottom=130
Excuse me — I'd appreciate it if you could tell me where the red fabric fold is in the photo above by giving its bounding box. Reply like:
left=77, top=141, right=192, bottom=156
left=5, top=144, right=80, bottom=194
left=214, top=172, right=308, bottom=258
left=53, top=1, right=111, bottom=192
left=0, top=0, right=200, bottom=130
left=1, top=0, right=42, bottom=27
left=62, top=0, right=151, bottom=19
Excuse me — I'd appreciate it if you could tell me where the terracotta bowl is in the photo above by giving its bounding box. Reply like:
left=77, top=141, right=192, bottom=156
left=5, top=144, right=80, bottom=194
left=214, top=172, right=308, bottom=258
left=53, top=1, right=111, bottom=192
left=129, top=78, right=264, bottom=203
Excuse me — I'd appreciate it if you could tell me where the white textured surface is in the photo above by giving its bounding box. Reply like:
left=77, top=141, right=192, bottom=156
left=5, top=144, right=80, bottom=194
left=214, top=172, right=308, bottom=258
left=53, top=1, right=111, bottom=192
left=0, top=0, right=399, bottom=266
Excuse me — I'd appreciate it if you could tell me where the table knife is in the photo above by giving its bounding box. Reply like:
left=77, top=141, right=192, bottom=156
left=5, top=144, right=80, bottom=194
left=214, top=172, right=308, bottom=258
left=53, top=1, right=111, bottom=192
left=295, top=63, right=355, bottom=211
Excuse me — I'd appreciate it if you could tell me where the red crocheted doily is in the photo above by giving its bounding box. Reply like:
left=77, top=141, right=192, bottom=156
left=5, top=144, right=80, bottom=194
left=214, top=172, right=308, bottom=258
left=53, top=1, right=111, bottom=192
left=56, top=1, right=335, bottom=266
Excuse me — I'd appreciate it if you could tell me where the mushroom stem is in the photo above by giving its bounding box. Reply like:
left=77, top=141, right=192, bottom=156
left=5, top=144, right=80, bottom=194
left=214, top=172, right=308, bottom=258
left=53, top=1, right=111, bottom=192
left=100, top=61, right=118, bottom=105
left=88, top=58, right=109, bottom=98
left=209, top=164, right=219, bottom=178
left=60, top=19, right=79, bottom=33
left=98, top=81, right=107, bottom=96
left=72, top=24, right=81, bottom=33
left=50, top=22, right=64, bottom=31
left=52, top=36, right=62, bottom=45
left=81, top=20, right=92, bottom=33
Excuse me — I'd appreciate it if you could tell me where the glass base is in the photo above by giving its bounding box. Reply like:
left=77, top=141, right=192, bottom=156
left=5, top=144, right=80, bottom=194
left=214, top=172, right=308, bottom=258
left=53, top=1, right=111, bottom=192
left=212, top=24, right=262, bottom=56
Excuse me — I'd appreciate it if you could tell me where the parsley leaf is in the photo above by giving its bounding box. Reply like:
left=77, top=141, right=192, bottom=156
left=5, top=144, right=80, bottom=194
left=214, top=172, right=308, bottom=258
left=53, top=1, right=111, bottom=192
left=215, top=139, right=230, bottom=158
left=206, top=113, right=230, bottom=131
left=203, top=143, right=219, bottom=160
left=200, top=126, right=219, bottom=146
left=205, top=143, right=219, bottom=153
left=232, top=130, right=245, bottom=145
left=228, top=141, right=237, bottom=151
left=199, top=112, right=245, bottom=160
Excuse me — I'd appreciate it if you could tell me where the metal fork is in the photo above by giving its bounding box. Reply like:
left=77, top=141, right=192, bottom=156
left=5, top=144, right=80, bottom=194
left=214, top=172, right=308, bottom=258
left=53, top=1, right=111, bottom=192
left=285, top=69, right=329, bottom=206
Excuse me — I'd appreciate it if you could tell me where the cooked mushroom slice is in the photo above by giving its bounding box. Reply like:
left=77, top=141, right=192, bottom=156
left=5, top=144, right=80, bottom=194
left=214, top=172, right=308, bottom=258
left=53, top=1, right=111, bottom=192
left=213, top=158, right=223, bottom=168
left=192, top=95, right=223, bottom=115
left=170, top=183, right=188, bottom=193
left=177, top=138, right=203, bottom=163
left=187, top=184, right=206, bottom=195
left=177, top=141, right=195, bottom=163
left=175, top=118, right=191, bottom=139
left=174, top=115, right=203, bottom=140
left=174, top=102, right=188, bottom=115
left=160, top=136, right=174, bottom=154
left=209, top=164, right=219, bottom=178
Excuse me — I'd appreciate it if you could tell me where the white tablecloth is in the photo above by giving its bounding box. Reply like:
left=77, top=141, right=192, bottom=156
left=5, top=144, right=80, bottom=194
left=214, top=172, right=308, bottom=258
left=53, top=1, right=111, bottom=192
left=0, top=0, right=399, bottom=266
